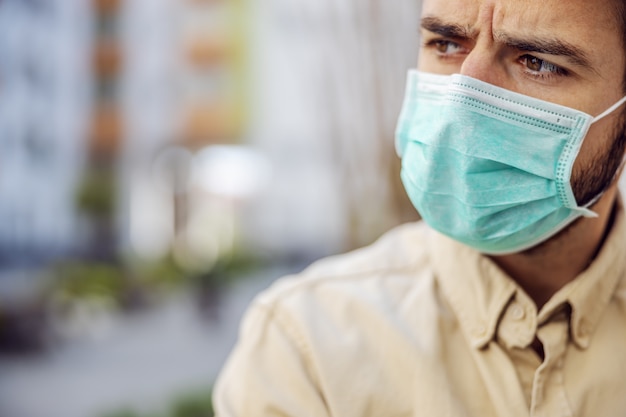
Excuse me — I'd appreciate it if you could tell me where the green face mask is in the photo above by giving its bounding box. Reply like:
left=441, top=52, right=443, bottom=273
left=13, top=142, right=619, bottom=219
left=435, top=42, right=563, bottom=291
left=395, top=70, right=626, bottom=254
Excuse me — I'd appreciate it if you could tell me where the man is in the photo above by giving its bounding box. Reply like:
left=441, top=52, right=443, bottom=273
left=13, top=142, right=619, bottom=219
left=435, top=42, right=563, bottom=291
left=214, top=0, right=626, bottom=415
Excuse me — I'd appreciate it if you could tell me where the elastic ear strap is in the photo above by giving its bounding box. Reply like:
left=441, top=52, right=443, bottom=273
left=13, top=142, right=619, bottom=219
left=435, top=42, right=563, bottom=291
left=613, top=152, right=626, bottom=183
left=592, top=96, right=626, bottom=123
left=581, top=149, right=626, bottom=216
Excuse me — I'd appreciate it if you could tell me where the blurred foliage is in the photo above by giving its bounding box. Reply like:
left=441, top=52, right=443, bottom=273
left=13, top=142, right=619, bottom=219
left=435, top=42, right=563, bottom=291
left=169, top=389, right=215, bottom=417
left=75, top=168, right=116, bottom=218
left=134, top=249, right=264, bottom=291
left=220, top=251, right=264, bottom=277
left=100, top=387, right=214, bottom=417
left=193, top=250, right=264, bottom=286
left=133, top=254, right=188, bottom=292
left=50, top=261, right=127, bottom=307
left=46, top=249, right=265, bottom=310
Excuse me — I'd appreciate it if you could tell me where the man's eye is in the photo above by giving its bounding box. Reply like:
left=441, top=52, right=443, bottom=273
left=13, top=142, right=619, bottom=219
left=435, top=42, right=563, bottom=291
left=520, top=54, right=565, bottom=75
left=428, top=40, right=466, bottom=55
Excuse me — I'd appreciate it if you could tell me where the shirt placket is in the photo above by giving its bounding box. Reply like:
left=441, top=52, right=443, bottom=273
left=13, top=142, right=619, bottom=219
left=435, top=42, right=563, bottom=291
left=529, top=317, right=573, bottom=417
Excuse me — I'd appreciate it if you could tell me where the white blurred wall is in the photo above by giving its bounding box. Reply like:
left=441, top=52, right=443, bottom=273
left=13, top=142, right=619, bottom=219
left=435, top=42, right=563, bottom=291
left=242, top=0, right=420, bottom=257
left=0, top=0, right=91, bottom=262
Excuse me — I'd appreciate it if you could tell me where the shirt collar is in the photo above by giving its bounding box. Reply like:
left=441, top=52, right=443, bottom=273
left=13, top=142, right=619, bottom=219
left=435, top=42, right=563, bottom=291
left=430, top=228, right=516, bottom=349
left=543, top=199, right=626, bottom=349
left=429, top=198, right=626, bottom=350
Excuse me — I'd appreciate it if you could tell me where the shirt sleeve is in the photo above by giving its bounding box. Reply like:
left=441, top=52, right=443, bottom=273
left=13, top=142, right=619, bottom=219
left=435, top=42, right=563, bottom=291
left=212, top=300, right=330, bottom=417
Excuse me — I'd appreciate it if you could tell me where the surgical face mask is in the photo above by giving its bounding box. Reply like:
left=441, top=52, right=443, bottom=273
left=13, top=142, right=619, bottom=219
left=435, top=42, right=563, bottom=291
left=395, top=70, right=626, bottom=254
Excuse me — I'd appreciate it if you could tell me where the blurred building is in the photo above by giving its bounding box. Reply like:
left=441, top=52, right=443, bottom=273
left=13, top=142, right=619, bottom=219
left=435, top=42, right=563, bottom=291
left=119, top=0, right=252, bottom=267
left=0, top=0, right=255, bottom=268
left=0, top=0, right=91, bottom=266
left=0, top=0, right=420, bottom=271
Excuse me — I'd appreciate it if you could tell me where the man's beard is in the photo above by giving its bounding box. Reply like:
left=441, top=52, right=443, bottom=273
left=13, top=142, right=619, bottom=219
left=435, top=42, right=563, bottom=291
left=572, top=110, right=626, bottom=206
left=516, top=110, right=626, bottom=257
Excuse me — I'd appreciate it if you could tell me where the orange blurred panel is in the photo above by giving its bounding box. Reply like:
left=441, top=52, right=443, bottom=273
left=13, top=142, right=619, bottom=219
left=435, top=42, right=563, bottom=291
left=180, top=104, right=237, bottom=147
left=93, top=0, right=120, bottom=13
left=185, top=37, right=230, bottom=68
left=90, top=105, right=124, bottom=156
left=93, top=41, right=122, bottom=77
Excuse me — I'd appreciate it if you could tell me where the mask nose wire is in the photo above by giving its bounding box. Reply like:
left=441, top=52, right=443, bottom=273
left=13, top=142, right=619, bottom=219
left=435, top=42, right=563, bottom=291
left=592, top=96, right=626, bottom=123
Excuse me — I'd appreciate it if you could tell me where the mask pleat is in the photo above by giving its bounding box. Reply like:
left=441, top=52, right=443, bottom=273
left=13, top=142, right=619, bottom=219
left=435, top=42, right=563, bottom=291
left=402, top=141, right=556, bottom=206
left=400, top=99, right=576, bottom=180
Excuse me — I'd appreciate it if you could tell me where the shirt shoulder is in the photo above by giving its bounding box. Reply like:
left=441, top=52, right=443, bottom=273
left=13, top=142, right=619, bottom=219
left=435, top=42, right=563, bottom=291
left=246, top=221, right=445, bottom=371
left=214, top=222, right=461, bottom=416
left=255, top=221, right=433, bottom=309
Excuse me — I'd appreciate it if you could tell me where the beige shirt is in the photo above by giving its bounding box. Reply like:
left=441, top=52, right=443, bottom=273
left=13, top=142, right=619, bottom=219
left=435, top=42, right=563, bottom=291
left=214, top=204, right=626, bottom=417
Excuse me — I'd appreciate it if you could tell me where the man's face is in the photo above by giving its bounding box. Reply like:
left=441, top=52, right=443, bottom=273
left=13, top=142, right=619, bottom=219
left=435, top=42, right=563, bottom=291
left=418, top=0, right=626, bottom=205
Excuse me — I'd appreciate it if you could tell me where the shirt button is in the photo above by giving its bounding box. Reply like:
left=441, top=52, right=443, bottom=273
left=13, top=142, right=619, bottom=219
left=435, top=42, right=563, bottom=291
left=510, top=304, right=525, bottom=320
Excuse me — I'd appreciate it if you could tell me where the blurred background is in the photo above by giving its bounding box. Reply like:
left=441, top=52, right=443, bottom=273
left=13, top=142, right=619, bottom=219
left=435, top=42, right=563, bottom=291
left=0, top=0, right=420, bottom=416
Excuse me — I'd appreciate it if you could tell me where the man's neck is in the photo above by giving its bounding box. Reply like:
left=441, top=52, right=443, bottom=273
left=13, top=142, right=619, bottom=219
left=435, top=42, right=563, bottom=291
left=489, top=187, right=619, bottom=310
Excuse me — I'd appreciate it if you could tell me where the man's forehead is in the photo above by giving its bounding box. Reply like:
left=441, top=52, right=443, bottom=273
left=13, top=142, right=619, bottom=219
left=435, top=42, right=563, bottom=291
left=420, top=0, right=623, bottom=72
left=420, top=0, right=620, bottom=37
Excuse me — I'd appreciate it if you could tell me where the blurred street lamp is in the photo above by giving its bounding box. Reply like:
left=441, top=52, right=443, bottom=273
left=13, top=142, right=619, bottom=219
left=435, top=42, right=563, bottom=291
left=173, top=145, right=271, bottom=272
left=192, top=144, right=271, bottom=200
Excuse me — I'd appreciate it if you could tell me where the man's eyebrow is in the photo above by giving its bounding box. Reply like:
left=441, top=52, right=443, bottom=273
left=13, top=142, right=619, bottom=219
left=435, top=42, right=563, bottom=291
left=421, top=16, right=475, bottom=39
left=496, top=33, right=593, bottom=70
left=421, top=16, right=594, bottom=72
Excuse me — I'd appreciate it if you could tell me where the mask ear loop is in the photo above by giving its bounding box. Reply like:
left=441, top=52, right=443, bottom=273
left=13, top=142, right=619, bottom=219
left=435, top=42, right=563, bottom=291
left=582, top=154, right=626, bottom=216
left=580, top=96, right=626, bottom=215
left=573, top=96, right=626, bottom=216
left=592, top=96, right=626, bottom=123
left=596, top=95, right=626, bottom=181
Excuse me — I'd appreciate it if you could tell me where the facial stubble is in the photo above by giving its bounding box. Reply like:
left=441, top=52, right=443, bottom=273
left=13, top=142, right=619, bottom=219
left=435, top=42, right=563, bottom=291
left=519, top=108, right=626, bottom=257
